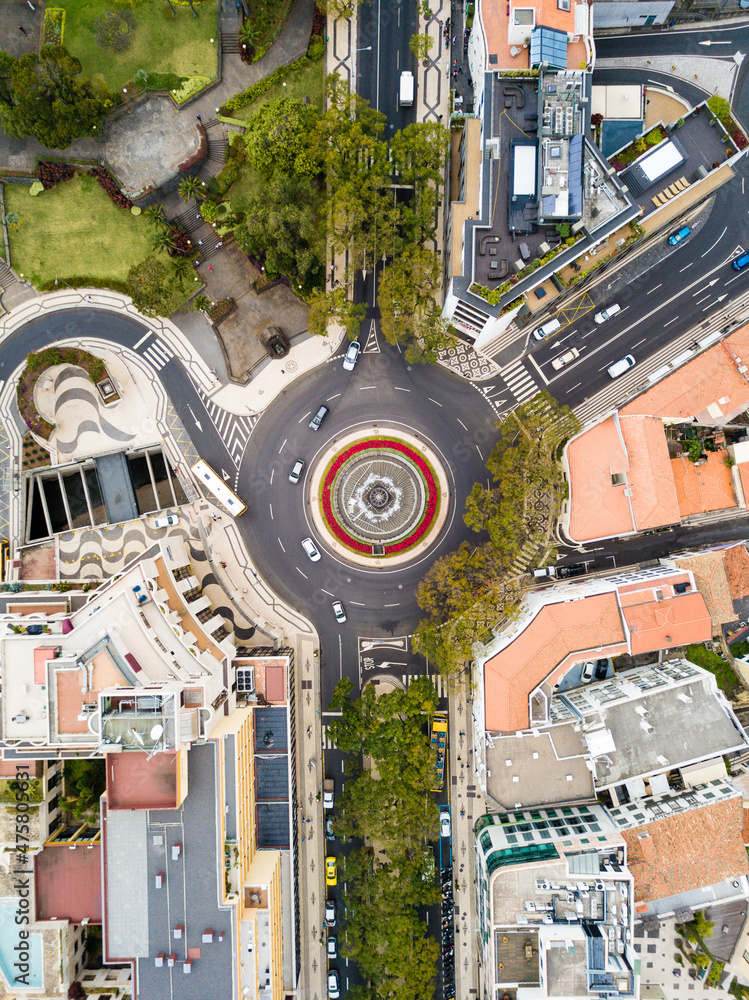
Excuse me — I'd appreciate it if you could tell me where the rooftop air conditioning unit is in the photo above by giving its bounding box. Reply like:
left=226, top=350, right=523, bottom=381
left=12, top=714, right=28, bottom=724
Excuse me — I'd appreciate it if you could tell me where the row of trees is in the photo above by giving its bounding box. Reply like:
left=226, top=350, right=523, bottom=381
left=414, top=393, right=581, bottom=680
left=0, top=46, right=118, bottom=149
left=231, top=75, right=453, bottom=360
left=327, top=677, right=441, bottom=1000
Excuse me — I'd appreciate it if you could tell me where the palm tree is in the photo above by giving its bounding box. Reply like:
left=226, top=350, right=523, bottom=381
left=179, top=175, right=204, bottom=205
left=144, top=204, right=167, bottom=227
left=172, top=256, right=195, bottom=287
left=150, top=229, right=175, bottom=255
left=194, top=294, right=213, bottom=313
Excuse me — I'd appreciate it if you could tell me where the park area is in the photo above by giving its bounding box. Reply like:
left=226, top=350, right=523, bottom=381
left=5, top=174, right=152, bottom=289
left=51, top=0, right=219, bottom=92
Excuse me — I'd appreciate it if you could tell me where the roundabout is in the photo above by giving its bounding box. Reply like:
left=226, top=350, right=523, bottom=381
left=309, top=427, right=451, bottom=567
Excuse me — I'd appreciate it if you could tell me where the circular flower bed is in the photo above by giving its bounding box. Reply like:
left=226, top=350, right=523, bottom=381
left=320, top=437, right=440, bottom=557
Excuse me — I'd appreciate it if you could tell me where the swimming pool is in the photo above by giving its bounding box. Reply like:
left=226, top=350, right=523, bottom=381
left=0, top=900, right=43, bottom=990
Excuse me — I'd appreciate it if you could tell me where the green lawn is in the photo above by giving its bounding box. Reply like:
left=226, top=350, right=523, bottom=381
left=55, top=0, right=219, bottom=92
left=233, top=54, right=325, bottom=121
left=685, top=643, right=743, bottom=699
left=6, top=174, right=152, bottom=288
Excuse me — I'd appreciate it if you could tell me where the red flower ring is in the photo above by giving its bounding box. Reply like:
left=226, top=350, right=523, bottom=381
left=320, top=438, right=439, bottom=556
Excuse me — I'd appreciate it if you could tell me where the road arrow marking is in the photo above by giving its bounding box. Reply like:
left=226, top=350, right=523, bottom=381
left=699, top=39, right=731, bottom=44
left=187, top=405, right=202, bottom=431
left=693, top=278, right=720, bottom=296
left=222, top=469, right=230, bottom=481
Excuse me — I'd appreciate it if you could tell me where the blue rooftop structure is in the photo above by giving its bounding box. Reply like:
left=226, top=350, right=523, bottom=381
left=530, top=27, right=568, bottom=70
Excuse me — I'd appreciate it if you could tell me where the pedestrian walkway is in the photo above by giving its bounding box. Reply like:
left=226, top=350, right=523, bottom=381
left=196, top=386, right=257, bottom=467
left=595, top=53, right=737, bottom=103
left=500, top=358, right=542, bottom=404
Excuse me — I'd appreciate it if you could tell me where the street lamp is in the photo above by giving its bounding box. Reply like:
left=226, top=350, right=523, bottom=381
left=356, top=45, right=372, bottom=51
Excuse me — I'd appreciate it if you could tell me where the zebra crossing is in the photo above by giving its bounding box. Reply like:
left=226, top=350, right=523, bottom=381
left=140, top=338, right=173, bottom=371
left=500, top=360, right=541, bottom=404
left=198, top=390, right=257, bottom=467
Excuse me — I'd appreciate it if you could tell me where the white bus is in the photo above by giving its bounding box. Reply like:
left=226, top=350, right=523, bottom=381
left=191, top=459, right=246, bottom=517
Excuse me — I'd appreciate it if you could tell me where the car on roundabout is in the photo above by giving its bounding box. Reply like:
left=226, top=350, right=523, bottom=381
left=309, top=405, right=329, bottom=431
left=332, top=600, right=346, bottom=623
left=302, top=537, right=321, bottom=562
left=326, top=856, right=337, bottom=886
left=289, top=459, right=305, bottom=484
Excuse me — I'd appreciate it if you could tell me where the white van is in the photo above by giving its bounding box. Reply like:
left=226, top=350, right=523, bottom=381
left=399, top=71, right=414, bottom=106
left=607, top=355, right=635, bottom=378
left=532, top=318, right=561, bottom=341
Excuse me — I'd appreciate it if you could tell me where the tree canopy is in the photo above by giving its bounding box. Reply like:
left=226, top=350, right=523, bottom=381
left=126, top=256, right=192, bottom=318
left=243, top=96, right=321, bottom=178
left=0, top=46, right=117, bottom=148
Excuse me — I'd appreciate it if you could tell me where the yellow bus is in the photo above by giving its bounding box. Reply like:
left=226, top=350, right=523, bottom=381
left=430, top=712, right=448, bottom=792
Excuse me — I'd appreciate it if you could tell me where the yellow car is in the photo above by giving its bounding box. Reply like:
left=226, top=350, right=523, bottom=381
left=325, top=856, right=337, bottom=887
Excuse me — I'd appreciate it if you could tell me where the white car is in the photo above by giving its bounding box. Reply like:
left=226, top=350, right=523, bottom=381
left=580, top=661, right=595, bottom=683
left=440, top=808, right=451, bottom=838
left=153, top=514, right=179, bottom=528
left=327, top=935, right=338, bottom=959
left=551, top=347, right=579, bottom=371
left=342, top=341, right=361, bottom=371
left=325, top=898, right=336, bottom=927
left=332, top=600, right=346, bottom=623
left=328, top=971, right=340, bottom=999
left=594, top=303, right=621, bottom=325
left=302, top=537, right=321, bottom=562
left=289, top=459, right=305, bottom=484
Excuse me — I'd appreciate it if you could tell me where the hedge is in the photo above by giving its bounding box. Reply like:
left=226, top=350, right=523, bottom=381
left=220, top=54, right=313, bottom=114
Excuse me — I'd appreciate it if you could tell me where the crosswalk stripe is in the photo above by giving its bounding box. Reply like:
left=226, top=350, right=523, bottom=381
left=196, top=389, right=257, bottom=467
left=501, top=361, right=539, bottom=403
left=141, top=338, right=173, bottom=370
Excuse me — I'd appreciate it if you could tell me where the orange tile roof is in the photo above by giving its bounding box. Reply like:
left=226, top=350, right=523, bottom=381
left=739, top=463, right=749, bottom=508
left=484, top=593, right=626, bottom=731
left=619, top=415, right=681, bottom=530
left=671, top=451, right=737, bottom=518
left=621, top=322, right=749, bottom=424
left=622, top=797, right=748, bottom=904
left=481, top=0, right=579, bottom=72
left=673, top=552, right=735, bottom=628
left=566, top=416, right=634, bottom=542
left=724, top=543, right=749, bottom=601
left=622, top=590, right=712, bottom=654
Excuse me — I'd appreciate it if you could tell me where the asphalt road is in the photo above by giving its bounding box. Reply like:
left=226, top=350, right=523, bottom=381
left=238, top=335, right=499, bottom=709
left=500, top=154, right=749, bottom=410
left=357, top=0, right=417, bottom=127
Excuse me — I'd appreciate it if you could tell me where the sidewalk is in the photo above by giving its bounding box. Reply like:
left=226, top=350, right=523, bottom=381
left=595, top=53, right=738, bottom=103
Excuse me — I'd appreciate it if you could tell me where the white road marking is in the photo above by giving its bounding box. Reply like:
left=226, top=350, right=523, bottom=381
left=632, top=338, right=647, bottom=349
left=349, top=601, right=366, bottom=607
left=321, top=588, right=334, bottom=596
left=297, top=414, right=311, bottom=423
left=663, top=316, right=680, bottom=327
left=647, top=284, right=662, bottom=295
left=394, top=386, right=411, bottom=392
left=457, top=418, right=468, bottom=430
left=701, top=225, right=727, bottom=257
left=277, top=537, right=286, bottom=552
left=269, top=468, right=274, bottom=484
left=476, top=445, right=484, bottom=459
left=327, top=393, right=341, bottom=401
left=428, top=397, right=443, bottom=406
left=384, top=603, right=400, bottom=607
left=269, top=504, right=274, bottom=520
left=296, top=568, right=308, bottom=579
left=133, top=331, right=152, bottom=350
left=679, top=262, right=693, bottom=272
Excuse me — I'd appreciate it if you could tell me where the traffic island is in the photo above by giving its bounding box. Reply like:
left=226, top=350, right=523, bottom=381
left=307, top=425, right=452, bottom=568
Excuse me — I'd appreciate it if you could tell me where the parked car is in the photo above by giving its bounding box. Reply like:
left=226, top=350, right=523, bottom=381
left=557, top=563, right=585, bottom=579
left=309, top=404, right=329, bottom=431
left=325, top=898, right=336, bottom=927
left=327, top=935, right=338, bottom=960
left=342, top=340, right=361, bottom=371
left=668, top=225, right=690, bottom=246
left=328, top=970, right=340, bottom=1000
left=302, top=537, right=321, bottom=562
left=326, top=816, right=335, bottom=841
left=607, top=354, right=636, bottom=378
left=440, top=806, right=451, bottom=838
left=580, top=661, right=595, bottom=683
left=594, top=303, right=621, bottom=324
left=733, top=252, right=749, bottom=271
left=289, top=459, right=305, bottom=484
left=332, top=600, right=346, bottom=623
left=152, top=514, right=179, bottom=528
left=326, top=856, right=337, bottom=887
left=551, top=347, right=579, bottom=371
left=595, top=659, right=609, bottom=680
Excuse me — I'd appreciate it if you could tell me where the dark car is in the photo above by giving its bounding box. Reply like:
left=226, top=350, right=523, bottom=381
left=557, top=563, right=586, bottom=579
left=594, top=659, right=609, bottom=681
left=309, top=405, right=329, bottom=431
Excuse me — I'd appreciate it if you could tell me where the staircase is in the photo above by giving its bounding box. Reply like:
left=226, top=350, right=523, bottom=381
left=221, top=31, right=239, bottom=54
left=0, top=259, right=18, bottom=288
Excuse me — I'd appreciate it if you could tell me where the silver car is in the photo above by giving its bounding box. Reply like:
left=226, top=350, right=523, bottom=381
left=289, top=459, right=305, bottom=484
left=342, top=341, right=361, bottom=371
left=302, top=537, right=321, bottom=562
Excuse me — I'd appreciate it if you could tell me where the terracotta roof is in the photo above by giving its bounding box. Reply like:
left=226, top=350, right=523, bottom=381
left=484, top=593, right=626, bottom=731
left=724, top=542, right=749, bottom=601
left=621, top=797, right=748, bottom=904
left=481, top=0, right=581, bottom=72
left=619, top=415, right=681, bottom=530
left=566, top=416, right=634, bottom=542
left=622, top=590, right=712, bottom=654
left=621, top=323, right=749, bottom=424
left=671, top=451, right=737, bottom=517
left=739, top=463, right=749, bottom=509
left=673, top=552, right=735, bottom=628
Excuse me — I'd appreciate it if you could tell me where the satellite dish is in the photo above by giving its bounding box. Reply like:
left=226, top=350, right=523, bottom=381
left=150, top=724, right=164, bottom=741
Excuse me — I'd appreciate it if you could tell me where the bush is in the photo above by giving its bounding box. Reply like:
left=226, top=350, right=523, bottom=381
left=88, top=166, right=132, bottom=209
left=37, top=160, right=76, bottom=190
left=308, top=34, right=325, bottom=60
left=95, top=8, right=138, bottom=52
left=708, top=95, right=732, bottom=121
left=220, top=55, right=312, bottom=113
left=645, top=126, right=665, bottom=146
left=135, top=69, right=187, bottom=92
left=43, top=7, right=65, bottom=46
